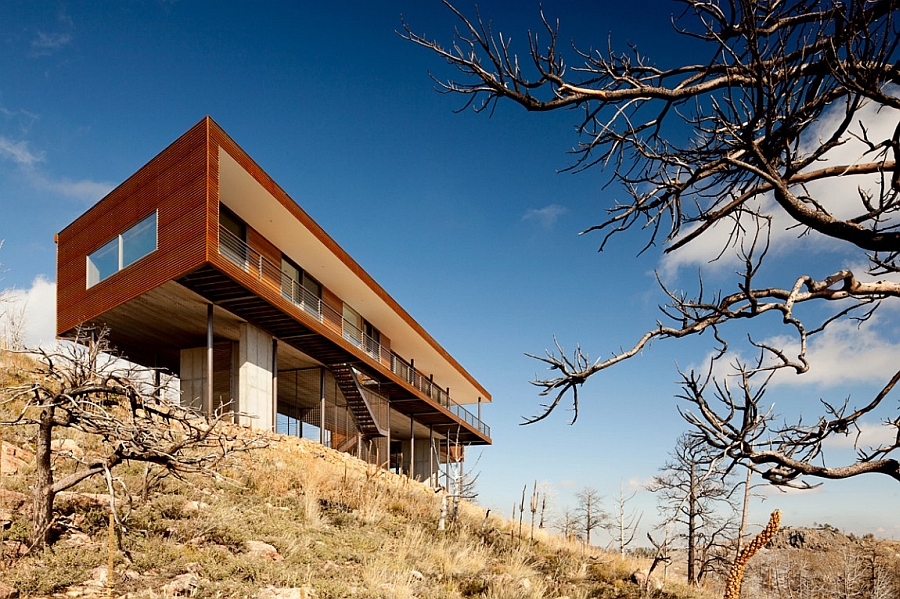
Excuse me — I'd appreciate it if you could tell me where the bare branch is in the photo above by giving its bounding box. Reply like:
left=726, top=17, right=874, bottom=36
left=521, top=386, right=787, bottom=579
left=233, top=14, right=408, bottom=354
left=407, top=0, right=900, bottom=487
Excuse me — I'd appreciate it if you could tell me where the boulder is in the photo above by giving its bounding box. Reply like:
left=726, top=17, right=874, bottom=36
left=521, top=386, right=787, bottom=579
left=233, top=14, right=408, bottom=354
left=51, top=438, right=85, bottom=458
left=0, top=441, right=33, bottom=475
left=244, top=540, right=283, bottom=561
left=161, top=572, right=201, bottom=596
left=0, top=582, right=19, bottom=599
left=630, top=569, right=663, bottom=591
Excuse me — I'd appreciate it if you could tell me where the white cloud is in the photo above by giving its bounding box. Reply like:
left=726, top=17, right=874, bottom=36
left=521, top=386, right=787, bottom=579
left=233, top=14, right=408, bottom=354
left=1, top=276, right=57, bottom=349
left=659, top=100, right=900, bottom=279
left=29, top=171, right=113, bottom=203
left=767, top=316, right=900, bottom=388
left=0, top=134, right=113, bottom=203
left=822, top=419, right=898, bottom=451
left=0, top=135, right=43, bottom=166
left=627, top=477, right=653, bottom=491
left=30, top=31, right=72, bottom=56
left=523, top=204, right=567, bottom=227
left=683, top=312, right=900, bottom=391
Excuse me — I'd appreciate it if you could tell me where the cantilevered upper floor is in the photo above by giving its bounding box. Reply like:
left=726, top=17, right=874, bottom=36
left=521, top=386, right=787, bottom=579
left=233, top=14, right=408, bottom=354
left=56, top=116, right=491, bottom=447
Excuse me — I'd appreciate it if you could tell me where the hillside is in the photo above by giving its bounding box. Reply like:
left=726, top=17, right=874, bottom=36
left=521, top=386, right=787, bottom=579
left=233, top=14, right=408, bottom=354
left=0, top=349, right=710, bottom=599
left=739, top=525, right=900, bottom=598
left=0, top=431, right=707, bottom=599
left=3, top=348, right=898, bottom=599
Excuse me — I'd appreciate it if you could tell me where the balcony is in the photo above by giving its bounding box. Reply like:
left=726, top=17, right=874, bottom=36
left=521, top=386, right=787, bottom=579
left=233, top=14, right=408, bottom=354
left=218, top=225, right=490, bottom=438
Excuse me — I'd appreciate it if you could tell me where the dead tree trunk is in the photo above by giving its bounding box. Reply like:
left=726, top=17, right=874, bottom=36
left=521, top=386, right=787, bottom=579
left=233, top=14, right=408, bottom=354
left=33, top=406, right=56, bottom=546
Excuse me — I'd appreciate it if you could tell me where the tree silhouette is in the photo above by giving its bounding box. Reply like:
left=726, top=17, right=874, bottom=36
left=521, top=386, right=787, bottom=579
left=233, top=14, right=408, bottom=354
left=405, top=0, right=900, bottom=487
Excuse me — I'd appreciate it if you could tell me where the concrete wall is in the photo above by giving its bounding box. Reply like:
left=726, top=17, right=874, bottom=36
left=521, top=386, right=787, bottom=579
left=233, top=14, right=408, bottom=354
left=401, top=435, right=439, bottom=484
left=179, top=323, right=274, bottom=430
left=236, top=323, right=274, bottom=430
left=179, top=346, right=206, bottom=412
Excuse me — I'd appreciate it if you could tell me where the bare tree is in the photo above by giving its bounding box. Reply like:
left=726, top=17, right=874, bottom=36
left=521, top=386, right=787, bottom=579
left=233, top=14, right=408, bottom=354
left=604, top=480, right=643, bottom=556
left=574, top=486, right=606, bottom=547
left=649, top=434, right=738, bottom=586
left=553, top=506, right=579, bottom=540
left=734, top=465, right=764, bottom=558
left=1, top=328, right=264, bottom=546
left=404, top=0, right=900, bottom=488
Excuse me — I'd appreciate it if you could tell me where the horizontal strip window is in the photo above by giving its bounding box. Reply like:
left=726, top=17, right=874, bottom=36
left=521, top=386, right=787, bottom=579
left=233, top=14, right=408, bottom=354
left=86, top=211, right=158, bottom=288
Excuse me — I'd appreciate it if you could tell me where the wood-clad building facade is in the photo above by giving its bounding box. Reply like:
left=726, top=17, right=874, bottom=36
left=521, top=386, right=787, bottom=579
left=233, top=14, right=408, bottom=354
left=56, top=117, right=491, bottom=481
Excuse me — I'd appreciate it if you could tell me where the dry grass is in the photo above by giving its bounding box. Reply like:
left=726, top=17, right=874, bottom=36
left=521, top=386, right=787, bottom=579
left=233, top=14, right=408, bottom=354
left=0, top=355, right=715, bottom=599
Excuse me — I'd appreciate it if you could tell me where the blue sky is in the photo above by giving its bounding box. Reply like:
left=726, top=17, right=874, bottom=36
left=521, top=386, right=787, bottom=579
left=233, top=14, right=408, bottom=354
left=1, top=1, right=898, bottom=543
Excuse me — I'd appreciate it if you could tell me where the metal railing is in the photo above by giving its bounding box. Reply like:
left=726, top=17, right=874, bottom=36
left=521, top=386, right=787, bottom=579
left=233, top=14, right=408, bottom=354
left=219, top=226, right=490, bottom=438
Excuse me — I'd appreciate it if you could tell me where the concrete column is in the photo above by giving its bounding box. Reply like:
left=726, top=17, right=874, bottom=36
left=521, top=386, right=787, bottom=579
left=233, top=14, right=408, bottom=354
left=409, top=417, right=415, bottom=480
left=179, top=347, right=205, bottom=411
left=319, top=367, right=326, bottom=446
left=236, top=322, right=273, bottom=430
left=206, top=303, right=214, bottom=417
left=271, top=339, right=278, bottom=433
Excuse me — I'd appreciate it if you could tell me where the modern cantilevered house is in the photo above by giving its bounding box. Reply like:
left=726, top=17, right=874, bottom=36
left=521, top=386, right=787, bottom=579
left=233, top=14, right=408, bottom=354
left=56, top=116, right=491, bottom=482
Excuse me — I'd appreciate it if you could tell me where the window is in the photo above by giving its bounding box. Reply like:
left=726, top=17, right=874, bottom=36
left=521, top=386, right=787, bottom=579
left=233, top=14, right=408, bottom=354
left=343, top=304, right=362, bottom=346
left=281, top=258, right=302, bottom=303
left=364, top=321, right=381, bottom=358
left=86, top=211, right=157, bottom=287
left=121, top=213, right=157, bottom=268
left=219, top=206, right=247, bottom=267
left=281, top=255, right=322, bottom=318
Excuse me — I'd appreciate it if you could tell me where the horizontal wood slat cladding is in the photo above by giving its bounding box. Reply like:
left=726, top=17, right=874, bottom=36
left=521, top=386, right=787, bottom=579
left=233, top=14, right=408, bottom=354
left=248, top=227, right=280, bottom=267
left=321, top=287, right=343, bottom=331
left=206, top=133, right=219, bottom=265
left=57, top=118, right=213, bottom=336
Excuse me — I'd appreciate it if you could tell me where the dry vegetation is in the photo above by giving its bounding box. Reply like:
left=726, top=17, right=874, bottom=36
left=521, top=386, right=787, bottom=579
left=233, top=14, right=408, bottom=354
left=3, top=347, right=898, bottom=599
left=0, top=347, right=712, bottom=599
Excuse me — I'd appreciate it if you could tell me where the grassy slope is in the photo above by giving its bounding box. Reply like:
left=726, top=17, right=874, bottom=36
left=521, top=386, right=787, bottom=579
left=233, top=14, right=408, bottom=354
left=0, top=351, right=710, bottom=599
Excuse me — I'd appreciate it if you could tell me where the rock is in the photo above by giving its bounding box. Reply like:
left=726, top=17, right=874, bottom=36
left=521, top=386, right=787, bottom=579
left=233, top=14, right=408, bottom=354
left=184, top=562, right=203, bottom=574
left=56, top=492, right=112, bottom=511
left=0, top=441, right=33, bottom=475
left=181, top=500, right=210, bottom=514
left=84, top=566, right=109, bottom=587
left=630, top=569, right=662, bottom=591
left=2, top=540, right=28, bottom=557
left=258, top=586, right=316, bottom=599
left=0, top=509, right=15, bottom=527
left=51, top=438, right=85, bottom=457
left=0, top=489, right=27, bottom=511
left=161, top=572, right=201, bottom=596
left=244, top=540, right=283, bottom=561
left=0, top=582, right=19, bottom=599
left=61, top=531, right=94, bottom=547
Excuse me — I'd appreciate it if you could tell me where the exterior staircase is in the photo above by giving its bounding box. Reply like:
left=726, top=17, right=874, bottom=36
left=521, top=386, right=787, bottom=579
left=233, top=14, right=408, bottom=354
left=329, top=363, right=388, bottom=438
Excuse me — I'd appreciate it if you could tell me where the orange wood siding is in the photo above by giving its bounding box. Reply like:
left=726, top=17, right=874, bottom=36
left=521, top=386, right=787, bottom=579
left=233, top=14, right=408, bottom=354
left=379, top=333, right=391, bottom=367
left=248, top=226, right=281, bottom=268
left=321, top=287, right=342, bottom=326
left=57, top=119, right=212, bottom=336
